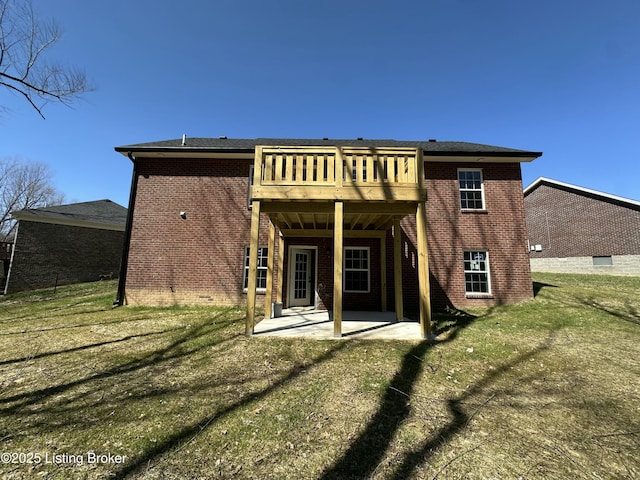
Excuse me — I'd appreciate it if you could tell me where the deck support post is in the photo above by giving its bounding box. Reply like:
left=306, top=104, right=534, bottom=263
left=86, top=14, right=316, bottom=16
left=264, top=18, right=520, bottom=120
left=416, top=202, right=432, bottom=338
left=265, top=221, right=276, bottom=318
left=415, top=147, right=432, bottom=339
left=276, top=228, right=284, bottom=304
left=380, top=234, right=387, bottom=312
left=245, top=200, right=261, bottom=335
left=333, top=201, right=344, bottom=338
left=393, top=218, right=404, bottom=321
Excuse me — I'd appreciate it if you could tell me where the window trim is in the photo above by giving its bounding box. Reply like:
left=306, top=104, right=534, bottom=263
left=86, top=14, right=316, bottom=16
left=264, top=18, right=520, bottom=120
left=243, top=245, right=268, bottom=292
left=458, top=168, right=485, bottom=211
left=463, top=250, right=491, bottom=296
left=343, top=246, right=370, bottom=293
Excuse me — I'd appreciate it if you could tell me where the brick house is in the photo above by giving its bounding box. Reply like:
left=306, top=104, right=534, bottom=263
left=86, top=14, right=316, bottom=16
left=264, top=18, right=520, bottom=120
left=524, top=177, right=640, bottom=275
left=114, top=137, right=541, bottom=338
left=4, top=200, right=127, bottom=294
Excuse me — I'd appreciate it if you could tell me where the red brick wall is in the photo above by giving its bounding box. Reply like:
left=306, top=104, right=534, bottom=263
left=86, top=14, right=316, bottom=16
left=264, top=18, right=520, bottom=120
left=6, top=221, right=123, bottom=294
left=525, top=184, right=640, bottom=258
left=421, top=162, right=533, bottom=308
left=125, top=157, right=270, bottom=305
left=125, top=157, right=533, bottom=309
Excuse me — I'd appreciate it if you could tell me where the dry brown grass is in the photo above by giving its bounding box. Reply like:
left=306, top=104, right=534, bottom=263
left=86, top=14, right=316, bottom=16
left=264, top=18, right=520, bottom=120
left=0, top=273, right=638, bottom=479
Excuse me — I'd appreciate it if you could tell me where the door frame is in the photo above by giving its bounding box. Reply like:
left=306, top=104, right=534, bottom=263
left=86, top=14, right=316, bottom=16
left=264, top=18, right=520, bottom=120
left=287, top=245, right=318, bottom=308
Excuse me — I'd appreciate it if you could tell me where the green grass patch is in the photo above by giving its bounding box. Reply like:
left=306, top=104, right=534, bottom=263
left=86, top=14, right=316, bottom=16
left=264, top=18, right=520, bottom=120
left=0, top=274, right=638, bottom=479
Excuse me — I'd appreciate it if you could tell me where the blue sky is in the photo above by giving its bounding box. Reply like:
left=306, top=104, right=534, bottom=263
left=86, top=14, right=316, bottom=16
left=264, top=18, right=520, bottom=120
left=2, top=0, right=639, bottom=207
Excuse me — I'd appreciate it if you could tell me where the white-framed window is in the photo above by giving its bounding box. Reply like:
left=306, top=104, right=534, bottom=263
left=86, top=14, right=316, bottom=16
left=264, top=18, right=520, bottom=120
left=243, top=246, right=268, bottom=291
left=463, top=250, right=490, bottom=294
left=458, top=169, right=485, bottom=210
left=344, top=247, right=370, bottom=293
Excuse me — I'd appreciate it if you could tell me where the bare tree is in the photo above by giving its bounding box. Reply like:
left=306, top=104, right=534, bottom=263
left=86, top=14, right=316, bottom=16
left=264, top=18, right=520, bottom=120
left=0, top=0, right=90, bottom=118
left=0, top=157, right=65, bottom=240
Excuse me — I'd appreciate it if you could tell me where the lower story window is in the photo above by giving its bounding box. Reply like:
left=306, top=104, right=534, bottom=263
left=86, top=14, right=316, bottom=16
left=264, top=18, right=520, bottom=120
left=243, top=246, right=268, bottom=290
left=344, top=247, right=370, bottom=293
left=464, top=250, right=490, bottom=294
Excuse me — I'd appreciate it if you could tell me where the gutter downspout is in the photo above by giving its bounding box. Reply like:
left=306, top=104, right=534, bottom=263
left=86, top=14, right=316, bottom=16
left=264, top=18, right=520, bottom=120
left=114, top=152, right=138, bottom=306
left=3, top=222, right=19, bottom=295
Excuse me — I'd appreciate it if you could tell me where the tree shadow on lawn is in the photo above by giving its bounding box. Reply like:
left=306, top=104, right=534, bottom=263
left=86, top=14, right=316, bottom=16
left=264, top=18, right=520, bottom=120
left=113, top=309, right=477, bottom=478
left=0, top=308, right=350, bottom=479
left=318, top=320, right=557, bottom=480
left=0, top=314, right=241, bottom=412
left=575, top=296, right=640, bottom=326
left=0, top=324, right=187, bottom=366
left=111, top=340, right=349, bottom=478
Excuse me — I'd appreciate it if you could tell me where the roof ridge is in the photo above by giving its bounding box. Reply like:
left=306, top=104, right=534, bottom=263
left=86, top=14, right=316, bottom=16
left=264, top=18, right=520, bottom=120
left=524, top=177, right=640, bottom=206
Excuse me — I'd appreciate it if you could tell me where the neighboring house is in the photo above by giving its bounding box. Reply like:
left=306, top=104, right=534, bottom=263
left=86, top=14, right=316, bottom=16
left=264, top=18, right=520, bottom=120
left=524, top=177, right=640, bottom=275
left=4, top=200, right=127, bottom=294
left=114, top=137, right=541, bottom=338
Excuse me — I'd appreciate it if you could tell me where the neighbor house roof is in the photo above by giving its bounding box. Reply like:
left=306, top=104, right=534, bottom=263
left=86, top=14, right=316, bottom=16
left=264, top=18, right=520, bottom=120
left=524, top=177, right=640, bottom=210
left=11, top=200, right=128, bottom=231
left=115, top=137, right=542, bottom=161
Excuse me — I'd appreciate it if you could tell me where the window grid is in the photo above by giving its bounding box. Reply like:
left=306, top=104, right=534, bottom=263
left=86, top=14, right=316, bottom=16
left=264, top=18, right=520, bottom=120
left=458, top=169, right=484, bottom=210
left=463, top=250, right=490, bottom=294
left=243, top=246, right=268, bottom=290
left=344, top=247, right=370, bottom=293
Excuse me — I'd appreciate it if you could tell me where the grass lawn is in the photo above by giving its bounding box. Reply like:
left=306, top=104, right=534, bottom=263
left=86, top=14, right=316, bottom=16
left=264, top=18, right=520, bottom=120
left=0, top=273, right=638, bottom=479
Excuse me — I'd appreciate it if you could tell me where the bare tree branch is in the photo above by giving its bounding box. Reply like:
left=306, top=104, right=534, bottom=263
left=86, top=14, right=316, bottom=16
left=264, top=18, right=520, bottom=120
left=0, top=0, right=91, bottom=118
left=0, top=157, right=66, bottom=240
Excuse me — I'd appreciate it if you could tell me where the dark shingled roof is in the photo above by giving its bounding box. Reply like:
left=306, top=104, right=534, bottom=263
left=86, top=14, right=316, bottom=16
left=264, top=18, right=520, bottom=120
left=12, top=200, right=127, bottom=227
left=524, top=177, right=640, bottom=209
left=115, top=137, right=541, bottom=157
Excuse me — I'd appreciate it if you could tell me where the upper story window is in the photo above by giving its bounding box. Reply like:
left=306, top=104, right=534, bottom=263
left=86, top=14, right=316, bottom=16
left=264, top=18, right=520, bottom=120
left=458, top=169, right=484, bottom=210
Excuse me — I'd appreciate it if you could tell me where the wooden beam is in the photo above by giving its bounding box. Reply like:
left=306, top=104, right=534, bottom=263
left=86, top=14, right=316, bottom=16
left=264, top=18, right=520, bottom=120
left=279, top=213, right=292, bottom=229
left=265, top=221, right=276, bottom=319
left=261, top=202, right=335, bottom=214
left=345, top=202, right=417, bottom=215
left=254, top=146, right=264, bottom=187
left=252, top=185, right=425, bottom=202
left=245, top=200, right=261, bottom=335
left=361, top=214, right=375, bottom=230
left=280, top=229, right=386, bottom=238
left=380, top=234, right=387, bottom=312
left=416, top=205, right=432, bottom=338
left=350, top=213, right=363, bottom=230
left=335, top=147, right=344, bottom=188
left=276, top=231, right=284, bottom=303
left=261, top=201, right=416, bottom=215
left=333, top=201, right=344, bottom=338
left=374, top=215, right=392, bottom=230
left=393, top=217, right=404, bottom=321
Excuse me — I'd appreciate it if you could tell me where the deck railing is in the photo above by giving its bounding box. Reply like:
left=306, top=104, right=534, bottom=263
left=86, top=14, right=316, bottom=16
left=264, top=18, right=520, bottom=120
left=252, top=146, right=424, bottom=202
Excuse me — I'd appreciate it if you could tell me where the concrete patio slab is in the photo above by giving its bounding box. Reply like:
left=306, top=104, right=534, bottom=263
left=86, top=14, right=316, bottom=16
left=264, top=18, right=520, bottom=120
left=253, top=309, right=423, bottom=340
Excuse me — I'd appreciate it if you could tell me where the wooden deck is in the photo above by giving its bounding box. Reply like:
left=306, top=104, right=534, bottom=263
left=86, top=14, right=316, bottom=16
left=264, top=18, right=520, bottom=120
left=252, top=145, right=425, bottom=203
left=245, top=145, right=432, bottom=339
